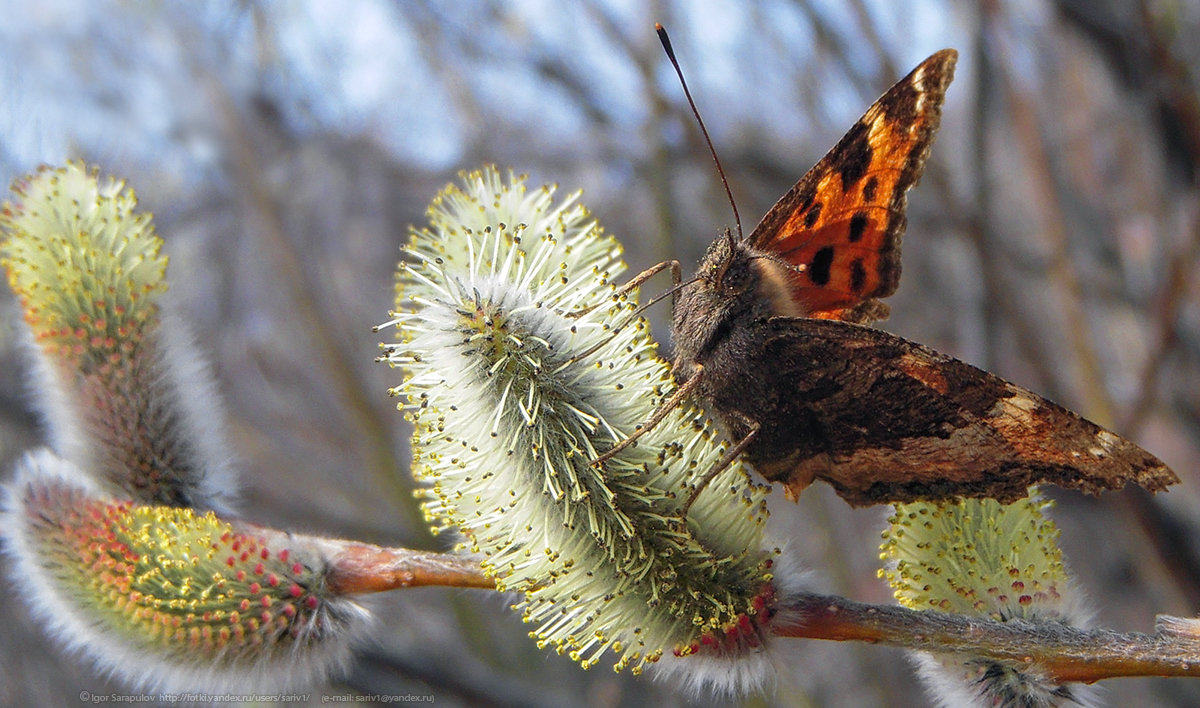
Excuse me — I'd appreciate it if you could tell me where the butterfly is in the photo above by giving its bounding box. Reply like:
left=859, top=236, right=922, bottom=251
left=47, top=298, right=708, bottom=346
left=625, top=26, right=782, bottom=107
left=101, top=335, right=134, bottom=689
left=605, top=40, right=1178, bottom=509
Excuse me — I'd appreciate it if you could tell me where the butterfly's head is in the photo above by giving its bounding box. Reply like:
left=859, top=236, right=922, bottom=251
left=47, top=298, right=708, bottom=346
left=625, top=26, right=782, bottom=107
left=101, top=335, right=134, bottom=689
left=671, top=230, right=784, bottom=377
left=702, top=228, right=754, bottom=293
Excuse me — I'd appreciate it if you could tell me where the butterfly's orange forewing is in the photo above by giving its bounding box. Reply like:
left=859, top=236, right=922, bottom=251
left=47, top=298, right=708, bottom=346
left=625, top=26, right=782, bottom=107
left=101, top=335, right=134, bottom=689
left=749, top=49, right=958, bottom=323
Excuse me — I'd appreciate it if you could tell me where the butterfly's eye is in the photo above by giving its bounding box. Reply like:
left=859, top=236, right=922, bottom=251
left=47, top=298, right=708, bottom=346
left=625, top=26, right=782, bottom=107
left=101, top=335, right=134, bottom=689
left=716, top=257, right=750, bottom=292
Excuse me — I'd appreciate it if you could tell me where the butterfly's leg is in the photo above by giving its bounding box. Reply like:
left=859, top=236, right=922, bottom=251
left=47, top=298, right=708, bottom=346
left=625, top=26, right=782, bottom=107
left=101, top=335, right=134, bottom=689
left=682, top=411, right=760, bottom=516
left=563, top=259, right=681, bottom=318
left=552, top=261, right=684, bottom=373
left=589, top=362, right=702, bottom=467
left=621, top=258, right=683, bottom=291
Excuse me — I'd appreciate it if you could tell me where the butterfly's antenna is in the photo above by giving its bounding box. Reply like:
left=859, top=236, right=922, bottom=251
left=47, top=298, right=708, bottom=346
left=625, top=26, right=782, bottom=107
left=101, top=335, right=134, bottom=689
left=656, top=23, right=743, bottom=240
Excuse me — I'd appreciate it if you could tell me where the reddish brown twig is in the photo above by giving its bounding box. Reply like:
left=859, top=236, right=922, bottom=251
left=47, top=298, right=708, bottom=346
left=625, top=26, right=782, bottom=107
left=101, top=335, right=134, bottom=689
left=233, top=519, right=1200, bottom=683
left=777, top=592, right=1200, bottom=683
left=232, top=520, right=495, bottom=594
left=325, top=542, right=495, bottom=594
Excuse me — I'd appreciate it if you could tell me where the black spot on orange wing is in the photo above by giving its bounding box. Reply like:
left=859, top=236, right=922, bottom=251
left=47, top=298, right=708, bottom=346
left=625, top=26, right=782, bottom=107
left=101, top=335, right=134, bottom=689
left=809, top=246, right=834, bottom=286
left=803, top=202, right=822, bottom=228
left=850, top=258, right=866, bottom=293
left=848, top=212, right=869, bottom=243
left=835, top=122, right=872, bottom=188
left=746, top=49, right=958, bottom=323
left=862, top=176, right=878, bottom=201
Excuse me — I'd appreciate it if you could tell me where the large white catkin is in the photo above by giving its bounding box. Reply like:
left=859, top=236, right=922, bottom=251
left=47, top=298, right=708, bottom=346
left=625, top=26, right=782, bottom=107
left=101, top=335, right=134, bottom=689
left=386, top=167, right=808, bottom=692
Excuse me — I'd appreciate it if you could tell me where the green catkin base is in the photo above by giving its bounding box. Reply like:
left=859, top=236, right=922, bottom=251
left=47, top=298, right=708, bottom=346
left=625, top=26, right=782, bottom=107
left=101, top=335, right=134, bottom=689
left=880, top=493, right=1093, bottom=707
left=388, top=167, right=778, bottom=674
left=880, top=494, right=1071, bottom=620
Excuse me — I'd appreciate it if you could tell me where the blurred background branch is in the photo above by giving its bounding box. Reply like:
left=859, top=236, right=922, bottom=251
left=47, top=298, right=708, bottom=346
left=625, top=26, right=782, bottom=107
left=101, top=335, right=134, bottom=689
left=1, top=1, right=1199, bottom=705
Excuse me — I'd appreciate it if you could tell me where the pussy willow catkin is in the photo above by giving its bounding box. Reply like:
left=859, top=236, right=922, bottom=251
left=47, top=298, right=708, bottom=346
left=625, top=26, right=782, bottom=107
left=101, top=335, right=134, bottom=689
left=1, top=163, right=367, bottom=693
left=384, top=167, right=793, bottom=690
left=4, top=450, right=367, bottom=693
left=881, top=494, right=1093, bottom=708
left=1, top=162, right=233, bottom=512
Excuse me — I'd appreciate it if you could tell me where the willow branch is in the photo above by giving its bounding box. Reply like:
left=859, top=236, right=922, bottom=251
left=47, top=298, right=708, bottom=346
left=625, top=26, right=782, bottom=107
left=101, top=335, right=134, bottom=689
left=231, top=521, right=495, bottom=593
left=324, top=543, right=496, bottom=594
left=234, top=518, right=1200, bottom=683
left=778, top=592, right=1200, bottom=683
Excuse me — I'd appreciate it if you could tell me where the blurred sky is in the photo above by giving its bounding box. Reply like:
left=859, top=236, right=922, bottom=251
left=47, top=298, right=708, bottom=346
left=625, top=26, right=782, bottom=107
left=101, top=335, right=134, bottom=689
left=0, top=0, right=966, bottom=180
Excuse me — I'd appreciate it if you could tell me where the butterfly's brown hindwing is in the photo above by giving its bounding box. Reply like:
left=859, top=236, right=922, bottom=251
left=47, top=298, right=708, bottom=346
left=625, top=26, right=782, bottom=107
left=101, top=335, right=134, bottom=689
left=749, top=49, right=958, bottom=323
left=698, top=316, right=1178, bottom=507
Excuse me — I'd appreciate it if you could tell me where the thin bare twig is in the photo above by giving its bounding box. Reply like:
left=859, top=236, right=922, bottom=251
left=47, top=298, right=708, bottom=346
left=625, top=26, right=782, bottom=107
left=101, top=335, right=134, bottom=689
left=232, top=520, right=494, bottom=593
left=237, top=515, right=1200, bottom=685
left=326, top=544, right=495, bottom=594
left=778, top=592, right=1200, bottom=683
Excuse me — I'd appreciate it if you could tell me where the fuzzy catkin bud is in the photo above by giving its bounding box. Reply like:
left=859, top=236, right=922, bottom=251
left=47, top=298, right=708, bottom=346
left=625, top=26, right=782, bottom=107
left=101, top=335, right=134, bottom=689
left=1, top=162, right=233, bottom=511
left=3, top=449, right=368, bottom=694
left=384, top=166, right=791, bottom=692
left=880, top=492, right=1096, bottom=707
